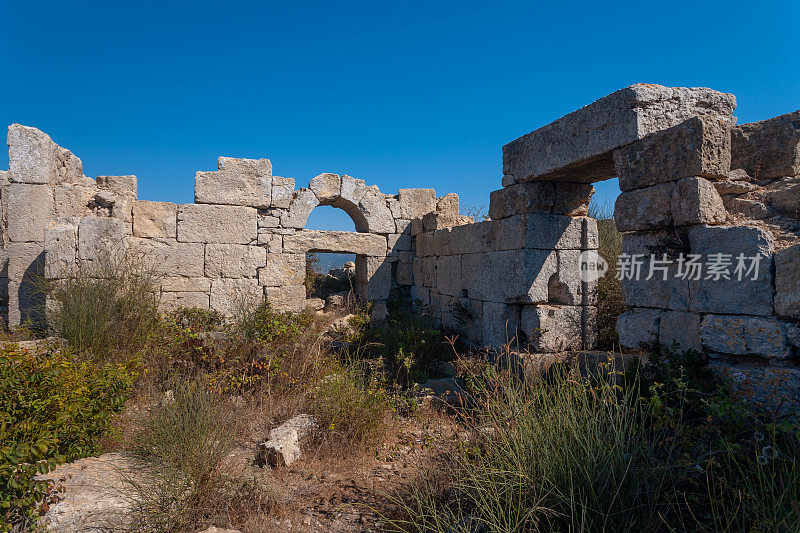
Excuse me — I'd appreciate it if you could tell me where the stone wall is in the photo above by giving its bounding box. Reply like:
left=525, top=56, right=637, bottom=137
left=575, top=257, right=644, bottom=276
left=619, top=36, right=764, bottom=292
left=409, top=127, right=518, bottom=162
left=2, top=83, right=799, bottom=403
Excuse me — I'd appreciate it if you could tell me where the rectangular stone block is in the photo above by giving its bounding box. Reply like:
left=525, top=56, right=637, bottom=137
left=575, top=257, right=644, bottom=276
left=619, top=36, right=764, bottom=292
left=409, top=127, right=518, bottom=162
left=388, top=189, right=436, bottom=219
left=7, top=183, right=55, bottom=242
left=449, top=220, right=501, bottom=255
left=688, top=225, right=774, bottom=316
left=270, top=176, right=295, bottom=209
left=433, top=228, right=453, bottom=256
left=614, top=115, right=732, bottom=192
left=7, top=124, right=59, bottom=185
left=550, top=249, right=597, bottom=306
left=731, top=110, right=800, bottom=180
left=659, top=310, right=702, bottom=353
left=259, top=253, right=305, bottom=287
left=614, top=182, right=675, bottom=232
left=195, top=157, right=271, bottom=208
left=436, top=193, right=460, bottom=216
left=489, top=182, right=554, bottom=220
left=160, top=277, right=212, bottom=292
left=415, top=232, right=435, bottom=257
left=210, top=278, right=263, bottom=315
left=503, top=84, right=736, bottom=185
left=257, top=231, right=282, bottom=251
left=77, top=217, right=128, bottom=264
left=442, top=297, right=482, bottom=341
left=133, top=201, right=178, bottom=239
left=701, top=314, right=792, bottom=359
left=775, top=244, right=800, bottom=318
left=616, top=308, right=661, bottom=350
left=410, top=285, right=430, bottom=308
left=159, top=291, right=210, bottom=312
left=482, top=301, right=520, bottom=348
left=421, top=212, right=473, bottom=233
left=413, top=257, right=436, bottom=288
left=356, top=256, right=392, bottom=301
left=130, top=238, right=205, bottom=277
left=97, top=175, right=137, bottom=197
left=396, top=258, right=413, bottom=286
left=387, top=233, right=412, bottom=252
left=552, top=183, right=594, bottom=216
left=177, top=204, right=257, bottom=244
left=671, top=176, right=727, bottom=227
left=282, top=230, right=386, bottom=256
left=520, top=304, right=596, bottom=352
left=8, top=242, right=45, bottom=279
left=54, top=185, right=94, bottom=218
left=435, top=255, right=461, bottom=297
left=620, top=231, right=690, bottom=311
left=524, top=214, right=598, bottom=250
left=44, top=219, right=78, bottom=278
left=461, top=249, right=557, bottom=303
left=205, top=244, right=266, bottom=278
left=264, top=285, right=306, bottom=313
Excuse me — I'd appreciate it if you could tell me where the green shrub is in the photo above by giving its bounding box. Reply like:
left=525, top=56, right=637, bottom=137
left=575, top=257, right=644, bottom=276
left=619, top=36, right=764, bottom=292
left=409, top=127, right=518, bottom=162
left=0, top=346, right=137, bottom=530
left=588, top=198, right=624, bottom=349
left=46, top=252, right=161, bottom=358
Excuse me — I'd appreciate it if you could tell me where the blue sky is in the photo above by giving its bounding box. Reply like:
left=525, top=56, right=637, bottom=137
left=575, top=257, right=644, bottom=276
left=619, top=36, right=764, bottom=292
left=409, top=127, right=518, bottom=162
left=2, top=0, right=798, bottom=232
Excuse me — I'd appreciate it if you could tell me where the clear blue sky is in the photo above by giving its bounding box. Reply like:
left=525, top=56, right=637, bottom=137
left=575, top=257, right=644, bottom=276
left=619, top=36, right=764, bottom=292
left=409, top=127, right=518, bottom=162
left=2, top=0, right=798, bottom=232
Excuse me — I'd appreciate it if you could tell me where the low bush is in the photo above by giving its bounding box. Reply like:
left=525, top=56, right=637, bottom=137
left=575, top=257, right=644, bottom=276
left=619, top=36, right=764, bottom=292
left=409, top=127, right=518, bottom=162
left=589, top=199, right=624, bottom=350
left=46, top=252, right=161, bottom=359
left=0, top=346, right=137, bottom=531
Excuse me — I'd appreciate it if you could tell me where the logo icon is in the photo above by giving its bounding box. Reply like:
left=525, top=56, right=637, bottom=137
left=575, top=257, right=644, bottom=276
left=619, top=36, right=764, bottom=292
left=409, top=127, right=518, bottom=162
left=579, top=250, right=608, bottom=282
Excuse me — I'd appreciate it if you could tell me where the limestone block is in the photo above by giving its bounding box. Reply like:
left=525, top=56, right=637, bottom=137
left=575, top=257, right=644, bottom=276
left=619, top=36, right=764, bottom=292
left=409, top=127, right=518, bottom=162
left=774, top=244, right=800, bottom=318
left=549, top=249, right=597, bottom=306
left=395, top=218, right=412, bottom=235
left=97, top=175, right=137, bottom=197
left=159, top=291, right=210, bottom=311
left=413, top=257, right=437, bottom=288
left=7, top=184, right=55, bottom=242
left=177, top=204, right=257, bottom=244
left=687, top=225, right=774, bottom=316
left=433, top=228, right=452, bottom=256
left=280, top=189, right=319, bottom=229
left=658, top=310, right=702, bottom=353
left=7, top=124, right=59, bottom=185
left=421, top=212, right=473, bottom=233
left=258, top=214, right=280, bottom=228
left=271, top=176, right=295, bottom=209
left=461, top=249, right=557, bottom=303
left=357, top=256, right=392, bottom=301
left=551, top=183, right=594, bottom=216
left=617, top=308, right=661, bottom=349
left=415, top=232, right=435, bottom=257
left=614, top=115, right=731, bottom=192
left=482, top=302, right=520, bottom=348
left=359, top=186, right=395, bottom=234
left=388, top=233, right=412, bottom=252
left=389, top=188, right=436, bottom=219
left=77, top=217, right=128, bottom=264
left=108, top=193, right=135, bottom=226
left=524, top=215, right=598, bottom=250
left=411, top=285, right=430, bottom=308
left=44, top=219, right=78, bottom=278
left=340, top=174, right=367, bottom=206
left=259, top=253, right=305, bottom=287
left=129, top=238, right=204, bottom=277
left=671, top=176, right=727, bottom=227
left=54, top=185, right=95, bottom=218
left=195, top=157, right=271, bottom=208
left=701, top=315, right=792, bottom=359
left=282, top=230, right=386, bottom=256
left=396, top=258, right=413, bottom=286
left=442, top=297, right=482, bottom=340
left=489, top=182, right=554, bottom=220
left=731, top=110, right=800, bottom=179
left=710, top=364, right=800, bottom=416
left=435, top=255, right=461, bottom=297
left=614, top=182, right=675, bottom=232
left=257, top=231, right=282, bottom=251
left=763, top=176, right=800, bottom=217
left=620, top=231, right=690, bottom=311
left=210, top=278, right=263, bottom=315
left=436, top=193, right=459, bottom=215
left=502, top=85, right=735, bottom=185
left=450, top=221, right=501, bottom=255
left=160, top=277, right=212, bottom=292
left=723, top=197, right=770, bottom=219
left=520, top=304, right=596, bottom=352
left=205, top=244, right=266, bottom=278
left=309, top=173, right=341, bottom=202
left=8, top=242, right=45, bottom=279
left=264, top=286, right=306, bottom=313
left=714, top=179, right=758, bottom=195
left=133, top=201, right=178, bottom=239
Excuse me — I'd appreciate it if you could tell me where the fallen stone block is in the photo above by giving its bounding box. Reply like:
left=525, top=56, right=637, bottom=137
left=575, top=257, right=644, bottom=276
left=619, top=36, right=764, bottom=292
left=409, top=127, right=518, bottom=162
left=763, top=176, right=800, bottom=217
left=133, top=200, right=177, bottom=239
left=614, top=115, right=731, bottom=192
left=710, top=363, right=800, bottom=417
left=257, top=414, right=319, bottom=467
left=614, top=182, right=675, bottom=232
left=177, top=204, right=258, bottom=244
left=616, top=308, right=661, bottom=350
left=671, top=176, right=727, bottom=227
left=205, top=244, right=266, bottom=278
left=195, top=157, right=271, bottom=208
left=502, top=84, right=735, bottom=185
left=731, top=110, right=800, bottom=179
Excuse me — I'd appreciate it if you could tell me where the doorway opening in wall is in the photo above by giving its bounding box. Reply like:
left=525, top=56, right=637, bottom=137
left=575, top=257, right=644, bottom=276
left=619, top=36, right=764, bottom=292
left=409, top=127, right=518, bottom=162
left=587, top=177, right=623, bottom=350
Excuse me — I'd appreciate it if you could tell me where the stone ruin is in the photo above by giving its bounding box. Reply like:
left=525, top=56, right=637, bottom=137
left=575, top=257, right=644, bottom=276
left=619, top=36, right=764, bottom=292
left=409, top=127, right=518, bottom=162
left=1, top=83, right=799, bottom=406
